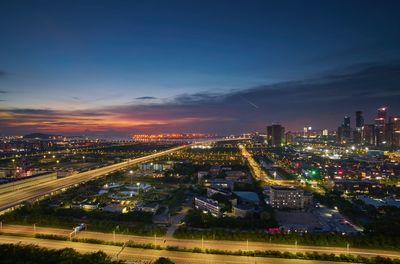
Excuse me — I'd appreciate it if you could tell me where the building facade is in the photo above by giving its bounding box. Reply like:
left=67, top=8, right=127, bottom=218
left=269, top=186, right=310, bottom=209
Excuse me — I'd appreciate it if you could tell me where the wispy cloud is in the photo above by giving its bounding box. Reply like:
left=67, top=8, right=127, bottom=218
left=1, top=61, right=400, bottom=136
left=135, top=96, right=157, bottom=100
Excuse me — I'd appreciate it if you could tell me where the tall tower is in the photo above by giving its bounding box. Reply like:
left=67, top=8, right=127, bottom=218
left=354, top=111, right=364, bottom=144
left=337, top=116, right=351, bottom=143
left=344, top=116, right=351, bottom=128
left=355, top=111, right=364, bottom=129
left=377, top=107, right=387, bottom=120
left=267, top=124, right=285, bottom=147
left=375, top=107, right=387, bottom=146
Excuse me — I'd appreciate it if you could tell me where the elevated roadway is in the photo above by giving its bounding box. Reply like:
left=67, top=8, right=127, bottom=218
left=0, top=137, right=248, bottom=213
left=0, top=144, right=190, bottom=213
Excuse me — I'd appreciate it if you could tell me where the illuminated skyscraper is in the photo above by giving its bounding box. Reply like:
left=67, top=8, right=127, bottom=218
left=387, top=116, right=400, bottom=147
left=377, top=107, right=387, bottom=120
left=375, top=107, right=387, bottom=146
left=354, top=111, right=364, bottom=144
left=394, top=117, right=400, bottom=147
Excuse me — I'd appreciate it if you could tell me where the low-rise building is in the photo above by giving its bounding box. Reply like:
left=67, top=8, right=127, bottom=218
left=194, top=196, right=222, bottom=217
left=232, top=204, right=255, bottom=218
left=103, top=204, right=128, bottom=213
left=233, top=191, right=260, bottom=205
left=333, top=179, right=379, bottom=193
left=203, top=178, right=233, bottom=190
left=206, top=186, right=231, bottom=198
left=224, top=170, right=246, bottom=181
left=270, top=186, right=310, bottom=209
left=140, top=202, right=160, bottom=214
left=197, top=171, right=208, bottom=182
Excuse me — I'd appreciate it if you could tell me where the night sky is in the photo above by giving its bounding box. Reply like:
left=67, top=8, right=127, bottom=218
left=1, top=0, right=400, bottom=137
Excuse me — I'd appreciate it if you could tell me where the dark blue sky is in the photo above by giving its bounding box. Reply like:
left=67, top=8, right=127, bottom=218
left=1, top=0, right=400, bottom=137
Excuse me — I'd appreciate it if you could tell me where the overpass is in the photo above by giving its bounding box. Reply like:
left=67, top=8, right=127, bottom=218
left=0, top=137, right=251, bottom=214
left=0, top=144, right=193, bottom=214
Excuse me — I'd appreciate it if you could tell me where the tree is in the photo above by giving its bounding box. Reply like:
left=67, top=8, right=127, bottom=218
left=153, top=257, right=175, bottom=264
left=260, top=211, right=271, bottom=222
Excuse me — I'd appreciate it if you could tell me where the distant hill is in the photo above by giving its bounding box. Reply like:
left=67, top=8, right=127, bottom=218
left=23, top=133, right=61, bottom=139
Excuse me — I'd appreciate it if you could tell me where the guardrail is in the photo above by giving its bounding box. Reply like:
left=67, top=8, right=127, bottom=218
left=0, top=173, right=57, bottom=195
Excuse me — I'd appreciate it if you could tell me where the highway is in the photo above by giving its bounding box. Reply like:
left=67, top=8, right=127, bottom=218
left=1, top=224, right=399, bottom=259
left=0, top=144, right=190, bottom=213
left=239, top=144, right=298, bottom=186
left=0, top=234, right=346, bottom=264
left=239, top=144, right=269, bottom=181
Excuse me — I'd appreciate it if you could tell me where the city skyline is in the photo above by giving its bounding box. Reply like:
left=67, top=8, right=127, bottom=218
left=1, top=1, right=400, bottom=137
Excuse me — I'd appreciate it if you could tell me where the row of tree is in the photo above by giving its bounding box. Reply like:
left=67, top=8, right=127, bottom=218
left=0, top=243, right=124, bottom=264
left=174, top=227, right=400, bottom=250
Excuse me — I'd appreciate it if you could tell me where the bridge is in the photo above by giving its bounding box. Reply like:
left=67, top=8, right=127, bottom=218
left=0, top=137, right=250, bottom=214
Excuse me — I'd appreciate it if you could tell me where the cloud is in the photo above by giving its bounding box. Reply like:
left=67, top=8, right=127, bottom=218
left=1, top=61, right=400, bottom=136
left=135, top=96, right=157, bottom=100
left=0, top=71, right=6, bottom=77
left=0, top=90, right=7, bottom=94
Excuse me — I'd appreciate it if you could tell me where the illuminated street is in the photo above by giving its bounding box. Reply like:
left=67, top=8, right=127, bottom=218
left=1, top=224, right=399, bottom=259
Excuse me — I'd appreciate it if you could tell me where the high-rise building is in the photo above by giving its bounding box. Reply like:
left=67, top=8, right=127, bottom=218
left=354, top=111, right=364, bottom=144
left=394, top=117, right=400, bottom=148
left=375, top=107, right=387, bottom=146
left=344, top=116, right=351, bottom=128
left=353, top=130, right=362, bottom=144
left=285, top=131, right=294, bottom=144
left=337, top=116, right=351, bottom=143
left=377, top=107, right=387, bottom=120
left=363, top=124, right=375, bottom=145
left=267, top=124, right=285, bottom=147
left=388, top=116, right=400, bottom=147
left=355, top=111, right=364, bottom=129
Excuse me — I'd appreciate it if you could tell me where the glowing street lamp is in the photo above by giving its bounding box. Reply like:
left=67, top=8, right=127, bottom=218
left=129, top=170, right=133, bottom=185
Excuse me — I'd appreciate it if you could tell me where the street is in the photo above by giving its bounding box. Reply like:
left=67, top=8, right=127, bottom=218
left=1, top=224, right=399, bottom=259
left=0, top=234, right=346, bottom=264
